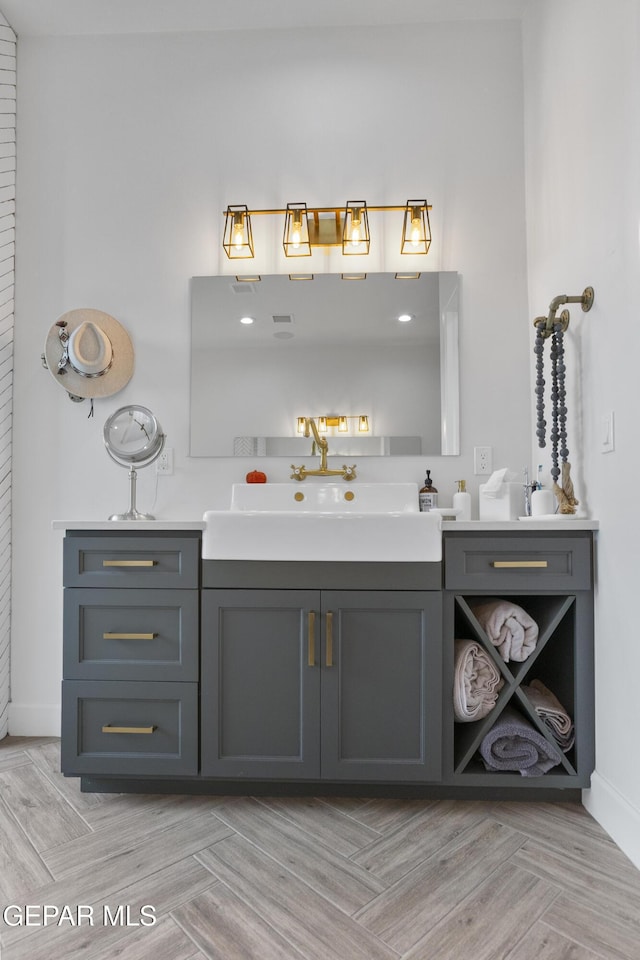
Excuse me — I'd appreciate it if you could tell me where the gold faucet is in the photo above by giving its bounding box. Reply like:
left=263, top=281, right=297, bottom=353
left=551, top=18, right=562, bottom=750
left=290, top=417, right=357, bottom=481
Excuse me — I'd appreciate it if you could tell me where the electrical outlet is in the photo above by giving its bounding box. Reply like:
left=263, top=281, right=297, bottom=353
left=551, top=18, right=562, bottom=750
left=156, top=447, right=174, bottom=475
left=474, top=445, right=492, bottom=475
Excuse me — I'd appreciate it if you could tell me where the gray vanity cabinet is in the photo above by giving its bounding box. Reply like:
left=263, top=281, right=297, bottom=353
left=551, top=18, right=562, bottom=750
left=61, top=531, right=201, bottom=778
left=443, top=530, right=594, bottom=789
left=201, top=580, right=442, bottom=782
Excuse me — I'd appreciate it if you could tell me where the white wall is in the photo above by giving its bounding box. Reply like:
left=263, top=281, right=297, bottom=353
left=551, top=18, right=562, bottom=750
left=0, top=11, right=13, bottom=740
left=10, top=23, right=530, bottom=729
left=523, top=0, right=640, bottom=868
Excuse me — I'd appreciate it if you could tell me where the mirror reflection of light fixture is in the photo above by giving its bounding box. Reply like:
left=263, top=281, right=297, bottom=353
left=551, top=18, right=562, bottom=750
left=342, top=201, right=370, bottom=255
left=283, top=203, right=311, bottom=257
left=222, top=201, right=432, bottom=259
left=296, top=414, right=371, bottom=435
left=223, top=204, right=254, bottom=259
left=401, top=200, right=431, bottom=255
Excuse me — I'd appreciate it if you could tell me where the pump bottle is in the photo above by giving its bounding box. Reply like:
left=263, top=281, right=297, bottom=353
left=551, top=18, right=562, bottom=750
left=453, top=479, right=471, bottom=521
left=419, top=470, right=438, bottom=512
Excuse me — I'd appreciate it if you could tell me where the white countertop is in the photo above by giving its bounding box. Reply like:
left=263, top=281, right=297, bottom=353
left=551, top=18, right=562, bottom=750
left=53, top=518, right=598, bottom=533
left=441, top=519, right=599, bottom=531
left=52, top=521, right=207, bottom=531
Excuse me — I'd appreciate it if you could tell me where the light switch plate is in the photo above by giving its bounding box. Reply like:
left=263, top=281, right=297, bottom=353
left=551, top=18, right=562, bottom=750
left=601, top=411, right=615, bottom=453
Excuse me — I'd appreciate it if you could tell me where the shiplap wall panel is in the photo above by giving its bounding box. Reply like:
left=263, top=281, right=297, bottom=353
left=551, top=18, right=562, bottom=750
left=0, top=10, right=13, bottom=740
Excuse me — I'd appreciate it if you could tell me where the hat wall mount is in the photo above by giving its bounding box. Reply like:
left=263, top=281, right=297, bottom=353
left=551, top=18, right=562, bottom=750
left=42, top=308, right=134, bottom=401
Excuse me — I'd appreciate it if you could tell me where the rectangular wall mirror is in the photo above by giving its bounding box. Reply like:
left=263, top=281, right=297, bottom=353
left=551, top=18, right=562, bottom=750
left=190, top=271, right=459, bottom=457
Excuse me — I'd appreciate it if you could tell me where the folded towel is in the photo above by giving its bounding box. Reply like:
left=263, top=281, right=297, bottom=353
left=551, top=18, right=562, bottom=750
left=521, top=679, right=575, bottom=752
left=453, top=639, right=504, bottom=722
left=480, top=706, right=563, bottom=776
left=471, top=599, right=539, bottom=662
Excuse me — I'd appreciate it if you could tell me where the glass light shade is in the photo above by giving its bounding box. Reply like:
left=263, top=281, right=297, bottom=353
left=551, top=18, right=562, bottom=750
left=317, top=417, right=327, bottom=432
left=223, top=205, right=254, bottom=259
left=342, top=201, right=370, bottom=255
left=358, top=415, right=370, bottom=432
left=401, top=200, right=431, bottom=255
left=283, top=203, right=311, bottom=257
left=338, top=416, right=348, bottom=432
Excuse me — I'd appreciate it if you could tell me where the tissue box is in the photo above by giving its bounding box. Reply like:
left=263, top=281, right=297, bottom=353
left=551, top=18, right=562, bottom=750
left=479, top=482, right=524, bottom=521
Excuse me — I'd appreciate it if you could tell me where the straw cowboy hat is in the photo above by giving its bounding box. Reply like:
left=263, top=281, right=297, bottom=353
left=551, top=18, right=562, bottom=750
left=43, top=308, right=134, bottom=399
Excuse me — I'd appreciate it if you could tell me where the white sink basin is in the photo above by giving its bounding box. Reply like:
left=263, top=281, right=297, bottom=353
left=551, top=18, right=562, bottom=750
left=203, top=483, right=442, bottom=562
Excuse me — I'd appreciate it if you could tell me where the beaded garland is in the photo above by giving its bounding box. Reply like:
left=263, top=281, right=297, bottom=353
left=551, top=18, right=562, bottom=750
left=534, top=321, right=568, bottom=485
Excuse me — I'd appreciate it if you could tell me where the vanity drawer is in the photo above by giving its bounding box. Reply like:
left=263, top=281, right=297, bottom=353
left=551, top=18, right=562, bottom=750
left=63, top=536, right=200, bottom=589
left=444, top=535, right=592, bottom=591
left=61, top=680, right=198, bottom=776
left=63, top=589, right=198, bottom=681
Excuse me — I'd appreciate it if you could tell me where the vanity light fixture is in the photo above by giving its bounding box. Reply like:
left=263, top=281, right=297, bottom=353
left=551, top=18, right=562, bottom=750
left=222, top=205, right=254, bottom=259
left=222, top=200, right=432, bottom=259
left=283, top=203, right=311, bottom=257
left=342, top=201, right=370, bottom=255
left=401, top=200, right=431, bottom=255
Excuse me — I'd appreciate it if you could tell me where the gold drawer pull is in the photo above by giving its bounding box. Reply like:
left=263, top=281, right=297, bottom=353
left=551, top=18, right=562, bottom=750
left=491, top=560, right=549, bottom=569
left=101, top=725, right=156, bottom=735
left=326, top=611, right=334, bottom=667
left=308, top=611, right=316, bottom=667
left=102, top=633, right=157, bottom=640
left=102, top=560, right=157, bottom=567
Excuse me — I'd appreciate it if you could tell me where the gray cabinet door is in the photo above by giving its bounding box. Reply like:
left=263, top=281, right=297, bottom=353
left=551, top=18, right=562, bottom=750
left=320, top=591, right=442, bottom=781
left=201, top=589, right=321, bottom=779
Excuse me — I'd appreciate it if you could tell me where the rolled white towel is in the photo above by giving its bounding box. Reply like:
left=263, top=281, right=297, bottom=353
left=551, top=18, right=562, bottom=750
left=471, top=599, right=539, bottom=662
left=453, top=639, right=504, bottom=722
left=522, top=678, right=575, bottom=751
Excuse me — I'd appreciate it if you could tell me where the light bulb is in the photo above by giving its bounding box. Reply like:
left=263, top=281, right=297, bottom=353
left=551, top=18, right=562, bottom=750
left=291, top=219, right=302, bottom=249
left=350, top=222, right=361, bottom=247
left=410, top=218, right=422, bottom=248
left=233, top=214, right=246, bottom=251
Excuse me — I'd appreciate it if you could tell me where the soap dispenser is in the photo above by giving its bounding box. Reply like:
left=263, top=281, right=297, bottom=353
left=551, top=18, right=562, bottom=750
left=453, top=480, right=471, bottom=521
left=419, top=470, right=438, bottom=512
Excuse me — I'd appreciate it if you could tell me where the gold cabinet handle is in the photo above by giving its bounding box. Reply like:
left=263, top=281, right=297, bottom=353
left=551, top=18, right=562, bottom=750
left=326, top=611, right=334, bottom=667
left=101, top=725, right=156, bottom=735
left=102, top=633, right=157, bottom=640
left=308, top=611, right=316, bottom=667
left=491, top=560, right=548, bottom=568
left=102, top=560, right=157, bottom=567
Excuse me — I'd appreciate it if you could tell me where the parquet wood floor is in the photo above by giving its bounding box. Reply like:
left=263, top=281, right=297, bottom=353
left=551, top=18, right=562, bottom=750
left=0, top=736, right=638, bottom=960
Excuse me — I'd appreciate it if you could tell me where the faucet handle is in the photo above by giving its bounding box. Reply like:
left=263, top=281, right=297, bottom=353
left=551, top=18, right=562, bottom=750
left=290, top=465, right=306, bottom=481
left=342, top=464, right=357, bottom=481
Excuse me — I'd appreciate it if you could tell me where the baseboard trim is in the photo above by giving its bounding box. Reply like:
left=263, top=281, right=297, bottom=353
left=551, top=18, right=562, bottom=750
left=583, top=772, right=640, bottom=871
left=7, top=702, right=61, bottom=737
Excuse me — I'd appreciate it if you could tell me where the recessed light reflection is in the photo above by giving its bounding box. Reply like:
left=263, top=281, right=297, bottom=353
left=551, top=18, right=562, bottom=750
left=397, top=313, right=412, bottom=323
left=240, top=316, right=255, bottom=325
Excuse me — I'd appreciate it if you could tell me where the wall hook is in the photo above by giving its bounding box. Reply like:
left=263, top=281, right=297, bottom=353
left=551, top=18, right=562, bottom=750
left=533, top=286, right=594, bottom=338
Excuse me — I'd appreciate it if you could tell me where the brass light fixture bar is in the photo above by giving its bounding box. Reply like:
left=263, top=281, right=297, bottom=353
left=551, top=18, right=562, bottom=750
left=223, top=201, right=432, bottom=260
